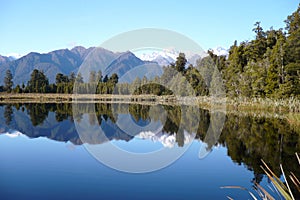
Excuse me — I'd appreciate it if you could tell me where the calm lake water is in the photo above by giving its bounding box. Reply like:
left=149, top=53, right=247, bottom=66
left=0, top=103, right=299, bottom=199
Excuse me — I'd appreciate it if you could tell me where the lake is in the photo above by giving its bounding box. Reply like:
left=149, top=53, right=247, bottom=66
left=0, top=103, right=299, bottom=199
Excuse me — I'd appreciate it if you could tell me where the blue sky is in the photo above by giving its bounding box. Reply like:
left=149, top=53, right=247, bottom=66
left=0, top=0, right=298, bottom=56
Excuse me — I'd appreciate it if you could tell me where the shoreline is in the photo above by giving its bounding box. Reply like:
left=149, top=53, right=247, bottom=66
left=0, top=93, right=177, bottom=104
left=0, top=93, right=299, bottom=113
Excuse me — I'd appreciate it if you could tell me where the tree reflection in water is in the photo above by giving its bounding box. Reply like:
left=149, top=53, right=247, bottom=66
left=0, top=103, right=299, bottom=195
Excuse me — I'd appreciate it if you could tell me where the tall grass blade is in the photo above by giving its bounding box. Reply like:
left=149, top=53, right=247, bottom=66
left=261, top=160, right=288, bottom=191
left=269, top=182, right=283, bottom=200
left=289, top=172, right=300, bottom=192
left=280, top=164, right=295, bottom=200
left=296, top=152, right=300, bottom=165
left=248, top=191, right=259, bottom=200
left=253, top=181, right=275, bottom=200
left=220, top=186, right=247, bottom=190
left=260, top=166, right=292, bottom=200
left=220, top=186, right=258, bottom=200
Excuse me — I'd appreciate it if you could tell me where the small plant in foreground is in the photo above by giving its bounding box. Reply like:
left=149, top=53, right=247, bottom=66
left=221, top=153, right=300, bottom=200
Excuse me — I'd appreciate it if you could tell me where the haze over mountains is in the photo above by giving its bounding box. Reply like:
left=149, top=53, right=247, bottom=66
left=0, top=46, right=228, bottom=85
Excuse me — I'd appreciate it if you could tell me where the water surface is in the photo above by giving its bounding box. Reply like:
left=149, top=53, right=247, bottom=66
left=0, top=103, right=299, bottom=199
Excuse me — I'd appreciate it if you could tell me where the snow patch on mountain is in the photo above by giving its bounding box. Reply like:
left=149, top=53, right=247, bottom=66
left=210, top=46, right=229, bottom=57
left=0, top=130, right=24, bottom=138
left=134, top=48, right=203, bottom=66
left=137, top=131, right=195, bottom=148
left=6, top=53, right=23, bottom=60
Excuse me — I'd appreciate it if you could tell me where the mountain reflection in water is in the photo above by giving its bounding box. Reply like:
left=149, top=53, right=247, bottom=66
left=0, top=102, right=299, bottom=195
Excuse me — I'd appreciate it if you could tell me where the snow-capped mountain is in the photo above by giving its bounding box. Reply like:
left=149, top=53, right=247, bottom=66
left=135, top=48, right=202, bottom=66
left=210, top=46, right=229, bottom=57
left=136, top=49, right=177, bottom=65
left=6, top=53, right=23, bottom=60
left=0, top=53, right=23, bottom=64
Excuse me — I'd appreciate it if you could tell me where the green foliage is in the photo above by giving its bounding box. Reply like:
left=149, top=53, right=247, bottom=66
left=185, top=67, right=208, bottom=96
left=220, top=4, right=300, bottom=98
left=285, top=4, right=300, bottom=35
left=26, top=69, right=50, bottom=93
left=13, top=85, right=22, bottom=93
left=133, top=83, right=173, bottom=95
left=75, top=73, right=83, bottom=84
left=109, top=73, right=118, bottom=85
left=4, top=69, right=13, bottom=92
left=56, top=73, right=69, bottom=84
left=279, top=63, right=300, bottom=97
left=175, top=52, right=187, bottom=73
left=102, top=75, right=108, bottom=83
left=250, top=22, right=267, bottom=61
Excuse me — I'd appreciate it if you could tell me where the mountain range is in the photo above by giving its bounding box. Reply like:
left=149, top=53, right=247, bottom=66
left=0, top=46, right=160, bottom=85
left=0, top=46, right=228, bottom=86
left=0, top=46, right=94, bottom=85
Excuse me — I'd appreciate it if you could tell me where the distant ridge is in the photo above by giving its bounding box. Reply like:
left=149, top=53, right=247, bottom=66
left=0, top=46, right=157, bottom=85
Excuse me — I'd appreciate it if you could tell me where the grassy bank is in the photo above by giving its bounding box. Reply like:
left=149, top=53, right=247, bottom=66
left=0, top=93, right=178, bottom=104
left=227, top=97, right=300, bottom=113
left=0, top=93, right=299, bottom=113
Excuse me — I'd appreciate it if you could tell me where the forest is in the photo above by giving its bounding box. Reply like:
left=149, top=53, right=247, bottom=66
left=0, top=4, right=299, bottom=99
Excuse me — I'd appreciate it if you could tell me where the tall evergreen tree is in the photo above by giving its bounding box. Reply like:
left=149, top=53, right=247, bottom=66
left=109, top=73, right=118, bottom=85
left=89, top=70, right=97, bottom=83
left=69, top=72, right=76, bottom=83
left=285, top=4, right=300, bottom=35
left=175, top=53, right=187, bottom=73
left=265, top=32, right=286, bottom=97
left=96, top=70, right=102, bottom=83
left=103, top=75, right=109, bottom=83
left=27, top=69, right=49, bottom=93
left=281, top=4, right=300, bottom=97
left=249, top=22, right=267, bottom=61
left=4, top=69, right=13, bottom=92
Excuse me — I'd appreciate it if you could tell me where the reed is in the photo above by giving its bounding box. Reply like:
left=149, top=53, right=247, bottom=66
left=222, top=153, right=300, bottom=200
left=227, top=97, right=300, bottom=113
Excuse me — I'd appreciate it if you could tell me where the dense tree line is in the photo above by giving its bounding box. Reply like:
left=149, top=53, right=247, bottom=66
left=211, top=4, right=300, bottom=98
left=0, top=68, right=120, bottom=94
left=0, top=54, right=205, bottom=96
left=113, top=53, right=209, bottom=96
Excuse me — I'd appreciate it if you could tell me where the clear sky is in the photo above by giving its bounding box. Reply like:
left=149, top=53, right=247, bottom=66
left=0, top=0, right=299, bottom=56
